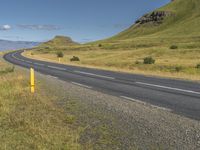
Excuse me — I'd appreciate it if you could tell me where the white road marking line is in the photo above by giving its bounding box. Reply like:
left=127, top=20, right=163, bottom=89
left=47, top=75, right=58, bottom=79
left=34, top=62, right=44, bottom=66
left=12, top=53, right=25, bottom=62
left=47, top=65, right=66, bottom=71
left=120, top=96, right=146, bottom=105
left=120, top=96, right=172, bottom=112
left=24, top=60, right=32, bottom=63
left=12, top=53, right=20, bottom=60
left=71, top=82, right=92, bottom=89
left=74, top=71, right=115, bottom=80
left=11, top=53, right=15, bottom=57
left=136, top=82, right=200, bottom=95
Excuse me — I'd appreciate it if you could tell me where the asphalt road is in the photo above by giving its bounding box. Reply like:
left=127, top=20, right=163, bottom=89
left=4, top=50, right=200, bottom=120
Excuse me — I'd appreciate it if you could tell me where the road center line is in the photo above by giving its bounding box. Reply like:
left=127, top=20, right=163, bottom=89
left=71, top=82, right=92, bottom=89
left=136, top=82, right=200, bottom=95
left=74, top=70, right=115, bottom=80
left=120, top=96, right=172, bottom=112
left=11, top=53, right=19, bottom=60
left=24, top=60, right=32, bottom=63
left=12, top=53, right=25, bottom=62
left=34, top=62, right=44, bottom=66
left=47, top=65, right=66, bottom=71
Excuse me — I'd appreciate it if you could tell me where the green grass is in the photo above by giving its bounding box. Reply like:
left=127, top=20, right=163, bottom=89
left=110, top=0, right=200, bottom=40
left=0, top=54, right=81, bottom=149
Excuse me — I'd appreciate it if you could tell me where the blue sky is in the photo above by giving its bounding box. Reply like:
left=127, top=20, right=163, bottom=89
left=0, top=0, right=170, bottom=42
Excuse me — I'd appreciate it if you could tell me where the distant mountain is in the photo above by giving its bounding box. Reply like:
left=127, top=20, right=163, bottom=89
left=39, top=36, right=79, bottom=48
left=0, top=39, right=40, bottom=51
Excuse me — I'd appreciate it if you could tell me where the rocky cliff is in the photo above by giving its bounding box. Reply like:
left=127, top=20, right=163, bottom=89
left=135, top=11, right=172, bottom=25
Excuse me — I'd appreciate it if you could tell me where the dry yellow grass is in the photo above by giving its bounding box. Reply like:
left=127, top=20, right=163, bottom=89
left=0, top=54, right=81, bottom=149
left=24, top=44, right=200, bottom=81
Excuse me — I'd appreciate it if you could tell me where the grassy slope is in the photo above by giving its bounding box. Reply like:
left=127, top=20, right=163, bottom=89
left=0, top=52, right=81, bottom=149
left=111, top=0, right=200, bottom=40
left=26, top=0, right=200, bottom=81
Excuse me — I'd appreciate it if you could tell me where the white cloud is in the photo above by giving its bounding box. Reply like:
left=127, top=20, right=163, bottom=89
left=17, top=24, right=61, bottom=31
left=0, top=25, right=12, bottom=30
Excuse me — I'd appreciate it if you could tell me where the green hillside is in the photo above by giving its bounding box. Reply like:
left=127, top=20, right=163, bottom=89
left=111, top=0, right=200, bottom=40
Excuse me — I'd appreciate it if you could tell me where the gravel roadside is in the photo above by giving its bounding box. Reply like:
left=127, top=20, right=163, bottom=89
left=9, top=64, right=200, bottom=150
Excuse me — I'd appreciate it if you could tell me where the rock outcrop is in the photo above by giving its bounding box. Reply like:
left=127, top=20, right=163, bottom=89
left=135, top=11, right=172, bottom=25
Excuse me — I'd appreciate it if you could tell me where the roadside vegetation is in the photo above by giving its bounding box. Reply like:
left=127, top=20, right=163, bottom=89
left=24, top=36, right=200, bottom=81
left=0, top=52, right=81, bottom=149
left=56, top=51, right=64, bottom=58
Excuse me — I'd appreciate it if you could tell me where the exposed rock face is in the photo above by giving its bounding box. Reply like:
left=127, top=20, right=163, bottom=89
left=135, top=11, right=172, bottom=25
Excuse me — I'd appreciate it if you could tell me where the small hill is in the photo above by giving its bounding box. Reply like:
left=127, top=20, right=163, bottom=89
left=110, top=0, right=200, bottom=40
left=0, top=39, right=39, bottom=51
left=40, top=36, right=78, bottom=48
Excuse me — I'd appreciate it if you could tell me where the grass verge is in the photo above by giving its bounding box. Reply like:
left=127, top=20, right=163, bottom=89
left=0, top=53, right=81, bottom=149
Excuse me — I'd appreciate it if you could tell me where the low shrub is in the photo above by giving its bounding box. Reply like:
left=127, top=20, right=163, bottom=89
left=98, top=44, right=102, bottom=47
left=143, top=57, right=155, bottom=64
left=175, top=66, right=183, bottom=72
left=70, top=56, right=80, bottom=61
left=135, top=60, right=141, bottom=64
left=196, top=63, right=200, bottom=69
left=56, top=51, right=64, bottom=58
left=45, top=47, right=50, bottom=49
left=170, top=45, right=178, bottom=49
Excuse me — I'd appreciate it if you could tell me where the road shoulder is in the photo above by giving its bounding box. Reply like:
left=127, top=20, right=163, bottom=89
left=36, top=69, right=200, bottom=149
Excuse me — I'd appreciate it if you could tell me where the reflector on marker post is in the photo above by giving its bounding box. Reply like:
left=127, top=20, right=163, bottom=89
left=30, top=68, right=35, bottom=93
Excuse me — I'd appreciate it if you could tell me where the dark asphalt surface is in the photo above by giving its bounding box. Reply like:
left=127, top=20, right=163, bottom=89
left=4, top=50, right=200, bottom=120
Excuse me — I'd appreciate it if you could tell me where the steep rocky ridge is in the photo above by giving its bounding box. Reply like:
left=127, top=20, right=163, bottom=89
left=135, top=11, right=173, bottom=25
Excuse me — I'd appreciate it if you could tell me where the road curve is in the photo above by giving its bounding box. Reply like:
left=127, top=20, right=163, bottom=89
left=4, top=50, right=200, bottom=120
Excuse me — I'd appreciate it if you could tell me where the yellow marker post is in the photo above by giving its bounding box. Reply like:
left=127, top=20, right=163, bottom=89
left=30, top=68, right=35, bottom=93
left=59, top=57, right=61, bottom=63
